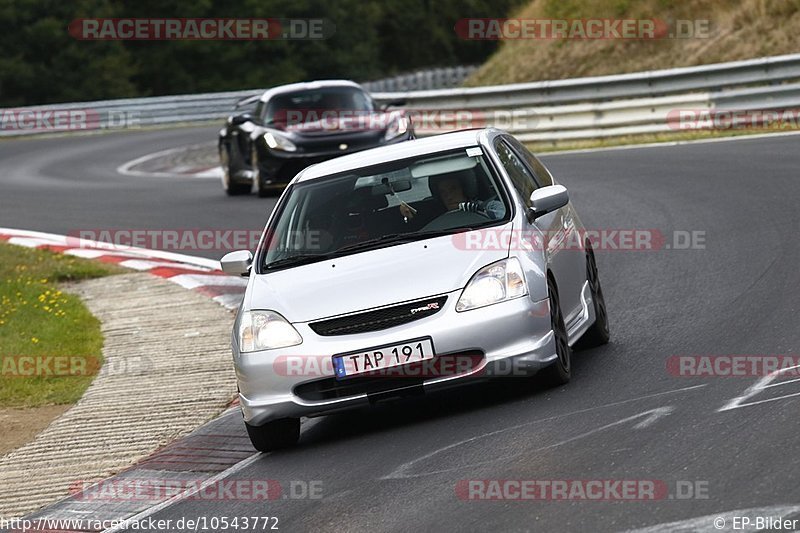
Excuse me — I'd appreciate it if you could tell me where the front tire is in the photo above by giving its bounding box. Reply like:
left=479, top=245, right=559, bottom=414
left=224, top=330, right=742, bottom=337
left=251, top=146, right=273, bottom=198
left=245, top=418, right=300, bottom=452
left=220, top=145, right=251, bottom=196
left=576, top=244, right=610, bottom=348
left=540, top=276, right=572, bottom=386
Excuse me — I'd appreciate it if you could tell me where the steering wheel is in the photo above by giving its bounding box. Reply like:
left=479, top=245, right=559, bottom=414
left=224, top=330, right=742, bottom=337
left=421, top=209, right=489, bottom=232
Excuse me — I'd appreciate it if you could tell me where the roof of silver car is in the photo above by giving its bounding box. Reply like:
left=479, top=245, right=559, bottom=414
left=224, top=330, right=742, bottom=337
left=295, top=129, right=498, bottom=183
left=258, top=80, right=363, bottom=103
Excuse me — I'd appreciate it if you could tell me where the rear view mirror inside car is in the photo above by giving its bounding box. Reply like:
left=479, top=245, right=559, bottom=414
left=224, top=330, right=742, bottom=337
left=370, top=178, right=412, bottom=195
left=410, top=154, right=477, bottom=178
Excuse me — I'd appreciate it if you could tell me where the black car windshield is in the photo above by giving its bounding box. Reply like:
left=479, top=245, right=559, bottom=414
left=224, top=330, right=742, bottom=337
left=261, top=147, right=510, bottom=270
left=262, top=87, right=374, bottom=126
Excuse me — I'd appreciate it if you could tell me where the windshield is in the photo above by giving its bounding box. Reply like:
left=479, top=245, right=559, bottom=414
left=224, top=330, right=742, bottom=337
left=261, top=147, right=510, bottom=270
left=262, top=87, right=375, bottom=126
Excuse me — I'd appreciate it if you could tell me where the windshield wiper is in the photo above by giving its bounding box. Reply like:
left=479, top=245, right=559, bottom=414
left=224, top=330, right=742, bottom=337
left=335, top=228, right=475, bottom=254
left=265, top=253, right=334, bottom=270
left=414, top=227, right=476, bottom=239
left=335, top=233, right=418, bottom=253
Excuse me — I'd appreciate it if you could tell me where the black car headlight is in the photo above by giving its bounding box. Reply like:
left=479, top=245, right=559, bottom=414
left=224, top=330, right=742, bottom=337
left=263, top=131, right=297, bottom=152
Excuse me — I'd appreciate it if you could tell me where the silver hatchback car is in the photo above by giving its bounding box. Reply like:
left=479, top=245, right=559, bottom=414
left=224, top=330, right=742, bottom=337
left=221, top=128, right=609, bottom=451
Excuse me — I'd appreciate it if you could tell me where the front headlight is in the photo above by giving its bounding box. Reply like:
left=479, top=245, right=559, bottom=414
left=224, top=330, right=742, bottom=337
left=383, top=116, right=409, bottom=141
left=263, top=131, right=297, bottom=152
left=456, top=258, right=528, bottom=312
left=238, top=310, right=302, bottom=352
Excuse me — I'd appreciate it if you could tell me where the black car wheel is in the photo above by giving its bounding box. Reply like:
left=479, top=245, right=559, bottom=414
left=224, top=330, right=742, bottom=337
left=576, top=244, right=610, bottom=348
left=540, top=276, right=572, bottom=386
left=221, top=144, right=251, bottom=196
left=251, top=146, right=276, bottom=198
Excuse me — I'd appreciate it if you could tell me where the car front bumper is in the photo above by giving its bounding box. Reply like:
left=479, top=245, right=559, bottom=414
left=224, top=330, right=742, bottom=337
left=234, top=288, right=561, bottom=426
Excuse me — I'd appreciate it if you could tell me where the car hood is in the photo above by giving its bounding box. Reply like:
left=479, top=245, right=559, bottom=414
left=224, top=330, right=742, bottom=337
left=247, top=223, right=513, bottom=323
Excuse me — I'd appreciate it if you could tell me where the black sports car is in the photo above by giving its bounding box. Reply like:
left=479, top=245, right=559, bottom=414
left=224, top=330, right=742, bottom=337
left=218, top=80, right=414, bottom=197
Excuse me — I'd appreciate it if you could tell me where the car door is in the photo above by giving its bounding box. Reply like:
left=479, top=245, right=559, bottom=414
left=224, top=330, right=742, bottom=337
left=494, top=136, right=585, bottom=326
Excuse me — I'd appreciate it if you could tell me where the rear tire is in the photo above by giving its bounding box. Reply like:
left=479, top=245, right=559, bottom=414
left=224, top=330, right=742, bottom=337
left=576, top=244, right=610, bottom=348
left=540, top=277, right=572, bottom=386
left=245, top=418, right=300, bottom=452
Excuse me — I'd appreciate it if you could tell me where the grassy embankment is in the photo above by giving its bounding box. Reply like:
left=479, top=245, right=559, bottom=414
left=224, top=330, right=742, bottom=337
left=0, top=243, right=122, bottom=407
left=467, top=0, right=800, bottom=151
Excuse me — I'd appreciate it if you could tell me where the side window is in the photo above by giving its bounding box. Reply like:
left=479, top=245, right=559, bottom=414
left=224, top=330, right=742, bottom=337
left=494, top=138, right=538, bottom=207
left=505, top=137, right=554, bottom=187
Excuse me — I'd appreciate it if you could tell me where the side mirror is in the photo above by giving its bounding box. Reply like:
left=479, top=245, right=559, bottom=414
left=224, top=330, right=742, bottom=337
left=220, top=250, right=253, bottom=276
left=229, top=113, right=254, bottom=126
left=528, top=185, right=569, bottom=220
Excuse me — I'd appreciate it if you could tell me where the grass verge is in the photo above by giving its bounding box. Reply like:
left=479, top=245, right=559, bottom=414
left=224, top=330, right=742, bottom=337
left=0, top=242, right=124, bottom=408
left=467, top=0, right=800, bottom=86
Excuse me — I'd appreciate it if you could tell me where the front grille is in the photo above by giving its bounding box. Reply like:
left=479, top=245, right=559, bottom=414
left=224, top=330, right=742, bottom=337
left=293, top=351, right=485, bottom=401
left=298, top=130, right=383, bottom=152
left=309, top=296, right=448, bottom=336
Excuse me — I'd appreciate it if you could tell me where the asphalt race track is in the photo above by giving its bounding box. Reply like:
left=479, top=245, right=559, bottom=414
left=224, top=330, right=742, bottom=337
left=2, top=127, right=799, bottom=532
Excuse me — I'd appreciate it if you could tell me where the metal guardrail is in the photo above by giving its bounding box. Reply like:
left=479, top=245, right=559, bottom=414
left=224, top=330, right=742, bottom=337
left=377, top=54, right=800, bottom=108
left=361, top=66, right=478, bottom=92
left=2, top=54, right=800, bottom=140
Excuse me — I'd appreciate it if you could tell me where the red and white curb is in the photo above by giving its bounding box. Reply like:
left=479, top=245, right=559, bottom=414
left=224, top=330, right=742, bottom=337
left=0, top=228, right=246, bottom=310
left=1, top=227, right=249, bottom=525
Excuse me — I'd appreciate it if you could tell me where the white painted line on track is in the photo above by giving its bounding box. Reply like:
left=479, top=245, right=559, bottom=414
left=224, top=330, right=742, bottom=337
left=383, top=385, right=704, bottom=480
left=116, top=143, right=221, bottom=179
left=761, top=376, right=800, bottom=389
left=719, top=364, right=800, bottom=411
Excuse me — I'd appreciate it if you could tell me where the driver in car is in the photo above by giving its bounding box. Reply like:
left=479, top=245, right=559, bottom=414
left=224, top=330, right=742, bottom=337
left=400, top=173, right=505, bottom=221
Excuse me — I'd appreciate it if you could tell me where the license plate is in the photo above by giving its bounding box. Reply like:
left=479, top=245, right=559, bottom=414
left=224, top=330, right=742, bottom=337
left=332, top=337, right=435, bottom=379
